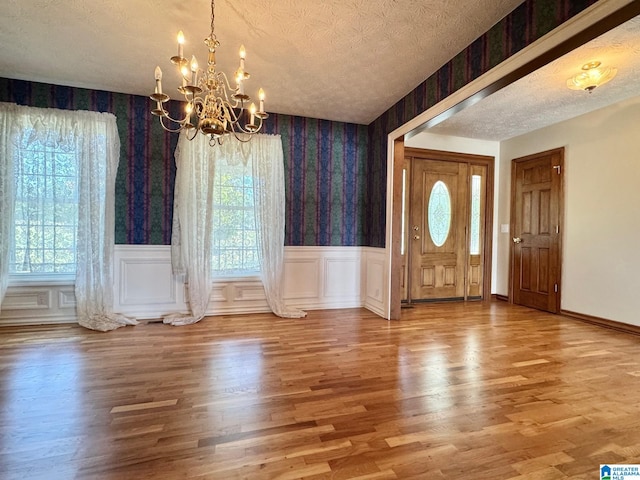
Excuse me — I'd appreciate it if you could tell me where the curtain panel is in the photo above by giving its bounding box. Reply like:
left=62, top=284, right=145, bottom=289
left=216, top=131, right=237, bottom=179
left=0, top=102, right=136, bottom=331
left=165, top=132, right=305, bottom=325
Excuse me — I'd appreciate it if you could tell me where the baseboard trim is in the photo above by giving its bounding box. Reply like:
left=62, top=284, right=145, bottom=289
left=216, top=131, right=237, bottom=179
left=492, top=294, right=509, bottom=302
left=561, top=309, right=640, bottom=337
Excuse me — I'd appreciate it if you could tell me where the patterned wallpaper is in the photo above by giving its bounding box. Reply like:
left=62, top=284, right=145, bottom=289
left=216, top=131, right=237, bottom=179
left=0, top=78, right=368, bottom=246
left=264, top=116, right=367, bottom=246
left=364, top=0, right=599, bottom=247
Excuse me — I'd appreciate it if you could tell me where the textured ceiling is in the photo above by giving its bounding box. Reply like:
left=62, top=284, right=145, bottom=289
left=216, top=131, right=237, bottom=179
left=422, top=15, right=640, bottom=141
left=0, top=0, right=523, bottom=124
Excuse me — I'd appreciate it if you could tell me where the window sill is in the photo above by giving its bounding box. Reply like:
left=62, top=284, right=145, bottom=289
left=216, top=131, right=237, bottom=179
left=211, top=274, right=262, bottom=283
left=8, top=274, right=75, bottom=287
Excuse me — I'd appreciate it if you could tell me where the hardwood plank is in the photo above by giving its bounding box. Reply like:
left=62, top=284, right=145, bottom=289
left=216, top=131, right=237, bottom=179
left=1, top=302, right=640, bottom=479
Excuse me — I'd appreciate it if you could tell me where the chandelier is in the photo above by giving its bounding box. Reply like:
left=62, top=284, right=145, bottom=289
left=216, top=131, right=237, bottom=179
left=150, top=0, right=267, bottom=145
left=566, top=61, right=617, bottom=93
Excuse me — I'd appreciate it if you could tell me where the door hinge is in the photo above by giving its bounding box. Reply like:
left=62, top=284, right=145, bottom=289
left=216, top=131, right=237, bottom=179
left=554, top=283, right=558, bottom=293
left=555, top=225, right=559, bottom=234
left=553, top=165, right=561, bottom=175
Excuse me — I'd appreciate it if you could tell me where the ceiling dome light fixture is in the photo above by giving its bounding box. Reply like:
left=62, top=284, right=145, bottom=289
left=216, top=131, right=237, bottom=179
left=150, top=0, right=267, bottom=145
left=566, top=61, right=617, bottom=93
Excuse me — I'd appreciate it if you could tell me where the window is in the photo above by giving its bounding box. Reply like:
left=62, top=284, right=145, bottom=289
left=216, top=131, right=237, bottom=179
left=401, top=167, right=407, bottom=256
left=427, top=180, right=452, bottom=247
left=10, top=132, right=79, bottom=275
left=211, top=161, right=259, bottom=276
left=469, top=174, right=482, bottom=255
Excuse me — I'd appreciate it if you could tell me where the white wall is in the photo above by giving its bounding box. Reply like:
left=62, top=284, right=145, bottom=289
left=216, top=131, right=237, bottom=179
left=497, top=95, right=640, bottom=326
left=404, top=132, right=502, bottom=293
left=0, top=246, right=387, bottom=325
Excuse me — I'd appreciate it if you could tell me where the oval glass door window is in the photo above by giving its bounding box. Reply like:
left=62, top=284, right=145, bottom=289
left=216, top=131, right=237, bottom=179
left=428, top=180, right=451, bottom=247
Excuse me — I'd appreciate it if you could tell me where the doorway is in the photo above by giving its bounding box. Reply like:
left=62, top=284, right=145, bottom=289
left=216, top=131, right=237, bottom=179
left=402, top=148, right=494, bottom=303
left=509, top=148, right=564, bottom=313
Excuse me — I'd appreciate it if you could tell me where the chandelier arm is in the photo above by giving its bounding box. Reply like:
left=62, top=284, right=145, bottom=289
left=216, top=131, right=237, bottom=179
left=214, top=97, right=244, bottom=131
left=161, top=110, right=192, bottom=127
left=231, top=131, right=253, bottom=143
left=159, top=116, right=188, bottom=133
left=219, top=100, right=252, bottom=132
left=233, top=109, right=263, bottom=132
left=185, top=125, right=200, bottom=141
left=216, top=71, right=240, bottom=97
left=223, top=103, right=242, bottom=125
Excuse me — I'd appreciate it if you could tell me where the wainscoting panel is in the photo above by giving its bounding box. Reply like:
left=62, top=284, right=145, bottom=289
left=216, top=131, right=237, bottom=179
left=0, top=283, right=76, bottom=325
left=284, top=247, right=363, bottom=310
left=0, top=245, right=389, bottom=325
left=282, top=257, right=321, bottom=300
left=2, top=289, right=51, bottom=310
left=113, top=245, right=186, bottom=319
left=324, top=257, right=360, bottom=299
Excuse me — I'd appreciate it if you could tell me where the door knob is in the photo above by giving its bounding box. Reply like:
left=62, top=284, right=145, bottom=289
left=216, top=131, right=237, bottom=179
left=512, top=237, right=522, bottom=244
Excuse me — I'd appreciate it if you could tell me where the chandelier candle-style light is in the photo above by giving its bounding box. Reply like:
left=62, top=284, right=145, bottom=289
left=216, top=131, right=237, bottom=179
left=150, top=0, right=267, bottom=145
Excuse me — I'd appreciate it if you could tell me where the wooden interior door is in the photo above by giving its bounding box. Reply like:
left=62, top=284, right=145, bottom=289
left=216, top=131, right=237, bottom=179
left=510, top=148, right=563, bottom=313
left=409, top=159, right=467, bottom=300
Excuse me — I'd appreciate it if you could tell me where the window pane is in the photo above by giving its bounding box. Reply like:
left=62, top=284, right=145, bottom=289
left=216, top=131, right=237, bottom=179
left=470, top=175, right=481, bottom=255
left=427, top=180, right=451, bottom=247
left=10, top=135, right=79, bottom=274
left=211, top=162, right=260, bottom=276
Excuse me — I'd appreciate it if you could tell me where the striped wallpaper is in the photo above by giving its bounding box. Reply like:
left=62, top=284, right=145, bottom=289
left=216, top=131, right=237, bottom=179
left=265, top=115, right=367, bottom=246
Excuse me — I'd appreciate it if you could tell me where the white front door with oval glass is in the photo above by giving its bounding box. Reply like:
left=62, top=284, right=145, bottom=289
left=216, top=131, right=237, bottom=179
left=409, top=159, right=468, bottom=300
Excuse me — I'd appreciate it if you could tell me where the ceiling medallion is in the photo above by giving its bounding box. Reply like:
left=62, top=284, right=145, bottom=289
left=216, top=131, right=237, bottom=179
left=150, top=0, right=267, bottom=145
left=566, top=61, right=617, bottom=93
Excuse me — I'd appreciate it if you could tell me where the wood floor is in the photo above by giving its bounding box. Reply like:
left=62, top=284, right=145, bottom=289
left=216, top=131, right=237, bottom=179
left=1, top=302, right=639, bottom=479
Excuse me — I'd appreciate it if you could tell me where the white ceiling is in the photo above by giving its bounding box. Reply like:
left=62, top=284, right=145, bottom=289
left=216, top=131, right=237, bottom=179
left=0, top=0, right=524, bottom=125
left=422, top=15, right=640, bottom=141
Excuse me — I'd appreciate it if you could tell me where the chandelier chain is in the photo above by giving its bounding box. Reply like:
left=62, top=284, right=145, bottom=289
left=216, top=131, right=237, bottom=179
left=210, top=0, right=215, bottom=36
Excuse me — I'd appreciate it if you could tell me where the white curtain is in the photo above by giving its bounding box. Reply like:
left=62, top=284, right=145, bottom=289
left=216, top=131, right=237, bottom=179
left=0, top=104, right=16, bottom=310
left=251, top=136, right=306, bottom=318
left=163, top=132, right=217, bottom=326
left=0, top=102, right=136, bottom=331
left=165, top=132, right=305, bottom=325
